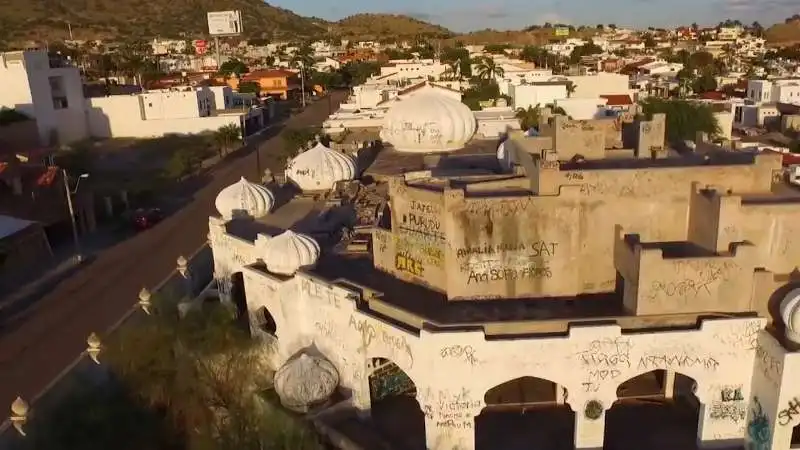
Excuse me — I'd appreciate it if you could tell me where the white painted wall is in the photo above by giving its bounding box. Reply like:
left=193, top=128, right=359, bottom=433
left=566, top=73, right=632, bottom=99
left=0, top=50, right=89, bottom=145
left=509, top=83, right=568, bottom=109
left=86, top=94, right=246, bottom=139
left=555, top=97, right=608, bottom=121
left=207, top=215, right=800, bottom=450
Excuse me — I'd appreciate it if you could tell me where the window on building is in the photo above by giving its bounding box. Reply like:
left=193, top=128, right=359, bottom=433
left=49, top=76, right=68, bottom=109
left=272, top=79, right=282, bottom=87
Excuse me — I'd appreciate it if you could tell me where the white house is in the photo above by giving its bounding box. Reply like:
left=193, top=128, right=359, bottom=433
left=509, top=82, right=568, bottom=110
left=0, top=50, right=89, bottom=145
left=747, top=79, right=800, bottom=105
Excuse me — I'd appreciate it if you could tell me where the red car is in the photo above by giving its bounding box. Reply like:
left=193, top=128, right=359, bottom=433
left=132, top=208, right=163, bottom=231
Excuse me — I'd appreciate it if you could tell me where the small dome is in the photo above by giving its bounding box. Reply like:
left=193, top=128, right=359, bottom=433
left=780, top=288, right=800, bottom=343
left=381, top=91, right=477, bottom=153
left=215, top=177, right=274, bottom=220
left=285, top=142, right=357, bottom=191
left=274, top=353, right=339, bottom=412
left=263, top=230, right=320, bottom=275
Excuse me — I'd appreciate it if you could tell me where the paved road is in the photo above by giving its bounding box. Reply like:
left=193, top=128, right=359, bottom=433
left=0, top=92, right=347, bottom=410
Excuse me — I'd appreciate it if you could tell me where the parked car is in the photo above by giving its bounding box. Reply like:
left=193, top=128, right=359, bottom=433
left=132, top=207, right=163, bottom=231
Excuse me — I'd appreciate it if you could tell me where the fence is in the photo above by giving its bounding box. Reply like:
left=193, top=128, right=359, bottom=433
left=0, top=244, right=214, bottom=449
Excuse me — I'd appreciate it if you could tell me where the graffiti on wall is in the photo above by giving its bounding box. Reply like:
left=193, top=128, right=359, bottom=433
left=464, top=198, right=532, bottom=217
left=394, top=233, right=444, bottom=267
left=300, top=277, right=341, bottom=308
left=458, top=240, right=558, bottom=285
left=755, top=344, right=783, bottom=386
left=421, top=387, right=482, bottom=430
left=645, top=261, right=737, bottom=302
left=576, top=337, right=631, bottom=392
left=747, top=397, right=771, bottom=450
left=399, top=200, right=443, bottom=236
left=439, top=345, right=481, bottom=366
left=710, top=386, right=746, bottom=423
left=777, top=396, right=800, bottom=426
left=395, top=253, right=424, bottom=277
left=349, top=315, right=414, bottom=368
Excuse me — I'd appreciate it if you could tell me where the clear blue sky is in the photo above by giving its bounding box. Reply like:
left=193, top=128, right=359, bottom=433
left=266, top=0, right=796, bottom=32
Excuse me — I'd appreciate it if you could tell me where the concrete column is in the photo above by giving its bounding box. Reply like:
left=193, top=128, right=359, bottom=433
left=696, top=403, right=734, bottom=448
left=663, top=370, right=676, bottom=399
left=574, top=401, right=607, bottom=450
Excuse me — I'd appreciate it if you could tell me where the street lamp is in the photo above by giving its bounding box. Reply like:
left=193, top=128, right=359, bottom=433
left=62, top=169, right=89, bottom=262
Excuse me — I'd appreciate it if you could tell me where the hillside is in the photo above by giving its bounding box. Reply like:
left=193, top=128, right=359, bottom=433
left=0, top=0, right=327, bottom=43
left=333, top=14, right=453, bottom=40
left=765, top=18, right=800, bottom=46
left=452, top=27, right=597, bottom=46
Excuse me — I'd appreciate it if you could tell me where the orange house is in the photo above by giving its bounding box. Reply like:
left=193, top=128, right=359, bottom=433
left=232, top=69, right=301, bottom=100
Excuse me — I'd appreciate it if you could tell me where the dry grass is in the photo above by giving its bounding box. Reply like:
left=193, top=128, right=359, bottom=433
left=765, top=19, right=800, bottom=45
left=333, top=13, right=452, bottom=40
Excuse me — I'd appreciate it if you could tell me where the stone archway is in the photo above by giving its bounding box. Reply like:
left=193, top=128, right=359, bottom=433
left=254, top=306, right=277, bottom=336
left=604, top=370, right=700, bottom=450
left=230, top=272, right=250, bottom=330
left=475, top=376, right=574, bottom=450
left=368, top=357, right=426, bottom=450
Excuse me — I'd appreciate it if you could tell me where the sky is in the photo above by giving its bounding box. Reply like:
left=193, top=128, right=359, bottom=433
left=265, top=0, right=798, bottom=32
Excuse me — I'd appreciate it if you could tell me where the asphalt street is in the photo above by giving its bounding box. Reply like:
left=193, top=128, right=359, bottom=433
left=0, top=91, right=347, bottom=410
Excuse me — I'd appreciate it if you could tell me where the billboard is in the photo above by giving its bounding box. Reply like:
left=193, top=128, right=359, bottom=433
left=194, top=39, right=208, bottom=55
left=207, top=10, right=243, bottom=36
left=554, top=27, right=570, bottom=37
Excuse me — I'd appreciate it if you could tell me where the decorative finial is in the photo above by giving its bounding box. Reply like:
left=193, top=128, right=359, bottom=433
left=86, top=333, right=102, bottom=364
left=176, top=255, right=188, bottom=277
left=138, top=287, right=152, bottom=315
left=10, top=396, right=29, bottom=436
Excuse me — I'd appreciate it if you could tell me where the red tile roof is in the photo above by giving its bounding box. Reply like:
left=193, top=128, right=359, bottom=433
left=698, top=91, right=727, bottom=100
left=241, top=69, right=297, bottom=81
left=600, top=94, right=633, bottom=106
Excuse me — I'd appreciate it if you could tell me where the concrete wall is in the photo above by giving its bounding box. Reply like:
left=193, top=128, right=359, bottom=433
left=87, top=95, right=246, bottom=139
left=238, top=263, right=781, bottom=450
left=373, top=152, right=781, bottom=301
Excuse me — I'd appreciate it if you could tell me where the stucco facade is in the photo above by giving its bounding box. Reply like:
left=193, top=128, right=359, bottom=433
left=207, top=125, right=800, bottom=450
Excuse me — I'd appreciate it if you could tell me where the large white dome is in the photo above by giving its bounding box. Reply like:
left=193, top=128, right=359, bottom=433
left=214, top=177, right=275, bottom=220
left=263, top=230, right=320, bottom=275
left=274, top=353, right=339, bottom=412
left=381, top=91, right=476, bottom=153
left=285, top=142, right=357, bottom=191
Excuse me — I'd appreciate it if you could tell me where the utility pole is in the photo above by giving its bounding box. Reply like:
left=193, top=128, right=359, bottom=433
left=300, top=62, right=306, bottom=108
left=67, top=23, right=73, bottom=40
left=62, top=169, right=88, bottom=262
left=215, top=36, right=221, bottom=71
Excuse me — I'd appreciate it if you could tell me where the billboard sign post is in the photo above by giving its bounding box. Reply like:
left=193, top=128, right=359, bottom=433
left=207, top=10, right=243, bottom=70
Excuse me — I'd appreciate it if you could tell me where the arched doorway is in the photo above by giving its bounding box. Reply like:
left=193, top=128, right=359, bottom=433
left=230, top=272, right=249, bottom=329
left=254, top=306, right=277, bottom=336
left=604, top=370, right=700, bottom=450
left=368, top=357, right=425, bottom=450
left=475, top=376, right=574, bottom=450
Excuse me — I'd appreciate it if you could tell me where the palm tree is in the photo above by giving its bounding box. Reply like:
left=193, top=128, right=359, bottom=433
left=213, top=124, right=242, bottom=157
left=475, top=56, right=504, bottom=81
left=515, top=105, right=541, bottom=130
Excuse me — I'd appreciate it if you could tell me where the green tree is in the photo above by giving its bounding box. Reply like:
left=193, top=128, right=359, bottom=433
left=639, top=98, right=721, bottom=144
left=238, top=81, right=261, bottom=94
left=475, top=56, right=504, bottom=80
left=213, top=124, right=242, bottom=157
left=220, top=58, right=249, bottom=77
left=692, top=72, right=718, bottom=94
left=164, top=147, right=205, bottom=180
left=515, top=105, right=541, bottom=130
left=569, top=42, right=603, bottom=64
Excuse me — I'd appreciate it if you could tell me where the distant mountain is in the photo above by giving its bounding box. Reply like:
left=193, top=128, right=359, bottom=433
left=765, top=16, right=800, bottom=45
left=0, top=0, right=328, bottom=43
left=332, top=14, right=453, bottom=40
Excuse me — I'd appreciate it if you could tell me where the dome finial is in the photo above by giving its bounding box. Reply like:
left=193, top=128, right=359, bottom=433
left=215, top=177, right=275, bottom=220
left=263, top=230, right=320, bottom=275
left=285, top=142, right=357, bottom=192
left=381, top=92, right=476, bottom=153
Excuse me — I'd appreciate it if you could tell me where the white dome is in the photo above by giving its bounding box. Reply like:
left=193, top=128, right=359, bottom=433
left=285, top=142, right=357, bottom=191
left=263, top=230, right=320, bottom=275
left=381, top=91, right=477, bottom=153
left=214, top=177, right=275, bottom=220
left=274, top=353, right=339, bottom=412
left=780, top=288, right=800, bottom=343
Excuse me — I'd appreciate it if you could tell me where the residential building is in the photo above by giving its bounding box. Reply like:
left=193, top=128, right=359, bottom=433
left=0, top=50, right=89, bottom=145
left=236, top=69, right=300, bottom=100
left=509, top=82, right=568, bottom=109
left=208, top=89, right=800, bottom=450
left=86, top=86, right=263, bottom=138
left=380, top=59, right=448, bottom=80
left=747, top=79, right=800, bottom=105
